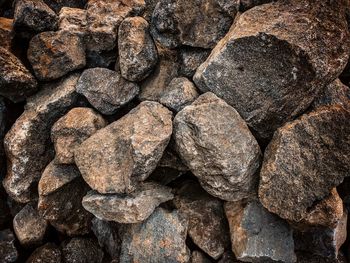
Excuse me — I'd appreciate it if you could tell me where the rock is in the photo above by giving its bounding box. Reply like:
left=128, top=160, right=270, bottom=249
left=3, top=74, right=80, bottom=203
left=259, top=105, right=350, bottom=222
left=27, top=31, right=86, bottom=81
left=0, top=229, right=18, bottom=263
left=143, top=0, right=158, bottom=22
left=118, top=16, right=158, bottom=81
left=38, top=161, right=92, bottom=236
left=76, top=68, right=139, bottom=115
left=51, top=107, right=107, bottom=164
left=13, top=204, right=48, bottom=247
left=194, top=0, right=350, bottom=140
left=224, top=200, right=296, bottom=263
left=26, top=243, right=62, bottom=263
left=179, top=47, right=210, bottom=78
left=86, top=49, right=117, bottom=68
left=120, top=207, right=190, bottom=263
left=217, top=251, right=241, bottom=263
left=151, top=0, right=233, bottom=48
left=174, top=92, right=261, bottom=201
left=43, top=0, right=87, bottom=13
left=174, top=181, right=230, bottom=259
left=58, top=7, right=86, bottom=37
left=191, top=251, right=212, bottom=263
left=0, top=17, right=13, bottom=50
left=159, top=77, right=199, bottom=112
left=61, top=237, right=104, bottom=263
left=0, top=47, right=37, bottom=102
left=75, top=101, right=172, bottom=194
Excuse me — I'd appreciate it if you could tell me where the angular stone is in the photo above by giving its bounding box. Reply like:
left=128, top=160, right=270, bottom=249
left=191, top=251, right=212, bottom=263
left=13, top=204, right=48, bottom=247
left=26, top=243, right=62, bottom=263
left=76, top=68, right=139, bottom=115
left=3, top=74, right=80, bottom=203
left=61, top=237, right=104, bottom=263
left=174, top=92, right=261, bottom=201
left=58, top=7, right=86, bottom=37
left=179, top=47, right=210, bottom=78
left=159, top=77, right=199, bottom=112
left=259, top=105, right=350, bottom=222
left=28, top=31, right=86, bottom=81
left=225, top=200, right=296, bottom=263
left=0, top=229, right=18, bottom=263
left=194, top=0, right=350, bottom=140
left=118, top=16, right=158, bottom=81
left=120, top=207, right=190, bottom=263
left=0, top=47, right=37, bottom=102
left=151, top=0, right=233, bottom=48
left=75, top=101, right=172, bottom=194
left=0, top=17, right=13, bottom=50
left=43, top=0, right=87, bottom=13
left=51, top=107, right=107, bottom=164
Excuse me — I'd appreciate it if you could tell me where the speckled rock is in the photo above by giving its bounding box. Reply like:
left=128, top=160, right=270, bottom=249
left=259, top=105, right=350, bottom=222
left=61, top=237, right=104, bottom=263
left=179, top=47, right=210, bottom=78
left=0, top=17, right=13, bottom=50
left=58, top=7, right=86, bottom=37
left=76, top=68, right=139, bottom=115
left=174, top=92, right=261, bottom=201
left=0, top=229, right=18, bottom=263
left=43, top=0, right=87, bottom=13
left=194, top=0, right=350, bottom=140
left=26, top=243, right=62, bottom=263
left=75, top=101, right=172, bottom=194
left=191, top=251, right=212, bottom=263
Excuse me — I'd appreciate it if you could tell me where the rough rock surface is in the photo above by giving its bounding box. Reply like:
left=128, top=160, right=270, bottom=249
left=191, top=251, right=212, bottom=263
left=0, top=17, right=13, bottom=50
left=0, top=229, right=18, bottom=263
left=61, top=237, right=104, bottom=263
left=58, top=7, right=86, bottom=37
left=194, top=0, right=350, bottom=139
left=51, top=107, right=107, bottom=164
left=179, top=47, right=210, bottom=78
left=174, top=92, right=261, bottom=201
left=118, top=16, right=158, bottom=82
left=26, top=243, right=61, bottom=263
left=75, top=101, right=172, bottom=194
left=259, top=105, right=350, bottom=222
left=76, top=68, right=139, bottom=115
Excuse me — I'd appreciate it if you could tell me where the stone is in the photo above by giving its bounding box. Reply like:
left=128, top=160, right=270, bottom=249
left=217, top=251, right=241, bottom=263
left=174, top=92, right=261, bottom=201
left=159, top=77, right=199, bottom=112
left=86, top=49, right=117, bottom=68
left=259, top=105, right=350, bottom=222
left=120, top=207, right=190, bottom=263
left=51, top=107, right=107, bottom=164
left=0, top=47, right=37, bottom=102
left=3, top=74, right=80, bottom=203
left=26, top=243, right=62, bottom=263
left=191, top=251, right=212, bottom=263
left=75, top=101, right=172, bottom=194
left=143, top=0, right=159, bottom=22
left=61, top=237, right=104, bottom=263
left=43, top=0, right=87, bottom=13
left=38, top=161, right=92, bottom=236
left=179, top=47, right=210, bottom=78
left=0, top=17, right=13, bottom=50
left=27, top=31, right=86, bottom=81
left=58, top=7, right=86, bottom=37
left=225, top=200, right=296, bottom=263
left=13, top=204, right=48, bottom=247
left=118, top=16, right=158, bottom=81
left=151, top=0, right=233, bottom=48
left=174, top=181, right=230, bottom=259
left=0, top=229, right=18, bottom=263
left=194, top=0, right=350, bottom=140
left=76, top=68, right=139, bottom=115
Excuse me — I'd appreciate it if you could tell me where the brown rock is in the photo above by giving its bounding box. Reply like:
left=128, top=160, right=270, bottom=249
left=26, top=243, right=62, bottom=263
left=61, top=237, right=104, bottom=263
left=191, top=251, right=212, bottom=263
left=0, top=17, right=13, bottom=50
left=0, top=229, right=18, bottom=263
left=58, top=7, right=87, bottom=38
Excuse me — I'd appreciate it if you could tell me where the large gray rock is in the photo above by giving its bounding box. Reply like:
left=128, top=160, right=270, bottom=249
left=0, top=229, right=18, bottom=263
left=174, top=92, right=261, bottom=201
left=26, top=243, right=62, bottom=263
left=61, top=237, right=104, bottom=263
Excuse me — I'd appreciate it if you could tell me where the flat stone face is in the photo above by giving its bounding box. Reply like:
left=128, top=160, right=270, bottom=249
left=151, top=0, right=233, bottom=48
left=76, top=68, right=139, bottom=115
left=26, top=243, right=62, bottom=263
left=0, top=17, right=13, bottom=50
left=82, top=182, right=174, bottom=223
left=75, top=101, right=172, bottom=194
left=259, top=105, right=350, bottom=222
left=174, top=92, right=261, bottom=201
left=58, top=7, right=87, bottom=37
left=61, top=237, right=104, bottom=263
left=120, top=207, right=190, bottom=263
left=0, top=229, right=18, bottom=263
left=225, top=200, right=296, bottom=263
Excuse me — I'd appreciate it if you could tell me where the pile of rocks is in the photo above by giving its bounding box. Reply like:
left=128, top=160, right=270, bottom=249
left=0, top=0, right=350, bottom=262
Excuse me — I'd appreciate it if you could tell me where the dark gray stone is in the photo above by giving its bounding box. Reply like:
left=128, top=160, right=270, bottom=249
left=0, top=229, right=18, bottom=263
left=61, top=237, right=104, bottom=263
left=179, top=47, right=210, bottom=78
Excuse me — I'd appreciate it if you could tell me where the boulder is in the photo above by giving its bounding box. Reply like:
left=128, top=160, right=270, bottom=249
left=26, top=243, right=62, bottom=263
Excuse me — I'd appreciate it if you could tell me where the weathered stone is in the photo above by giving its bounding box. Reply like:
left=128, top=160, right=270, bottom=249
left=38, top=161, right=92, bottom=236
left=159, top=77, right=199, bottom=112
left=0, top=229, right=18, bottom=263
left=0, top=47, right=37, bottom=102
left=61, top=237, right=104, bottom=263
left=174, top=181, right=230, bottom=259
left=75, top=101, right=172, bottom=194
left=26, top=243, right=62, bottom=263
left=174, top=92, right=261, bottom=201
left=259, top=105, right=350, bottom=222
left=118, top=16, right=158, bottom=81
left=143, top=0, right=158, bottom=22
left=43, top=0, right=87, bottom=13
left=76, top=68, right=139, bottom=115
left=13, top=204, right=48, bottom=246
left=120, top=207, right=190, bottom=263
left=191, top=251, right=212, bottom=263
left=58, top=7, right=86, bottom=37
left=179, top=47, right=210, bottom=78
left=3, top=74, right=80, bottom=203
left=0, top=17, right=13, bottom=50
left=194, top=0, right=350, bottom=140
left=28, top=31, right=86, bottom=81
left=51, top=107, right=107, bottom=164
left=225, top=200, right=296, bottom=263
left=151, top=0, right=233, bottom=48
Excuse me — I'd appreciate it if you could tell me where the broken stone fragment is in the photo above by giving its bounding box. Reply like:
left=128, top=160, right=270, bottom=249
left=174, top=92, right=261, bottom=201
left=0, top=47, right=37, bottom=103
left=26, top=243, right=62, bottom=263
left=61, top=237, right=104, bottom=263
left=27, top=31, right=86, bottom=81
left=58, top=7, right=86, bottom=38
left=43, top=0, right=87, bottom=13
left=120, top=207, right=190, bottom=263
left=75, top=101, right=172, bottom=194
left=224, top=200, right=296, bottom=263
left=76, top=68, right=139, bottom=115
left=0, top=229, right=18, bottom=263
left=51, top=107, right=107, bottom=164
left=259, top=105, right=350, bottom=222
left=194, top=0, right=350, bottom=140
left=0, top=17, right=13, bottom=50
left=191, top=251, right=212, bottom=263
left=179, top=47, right=211, bottom=78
